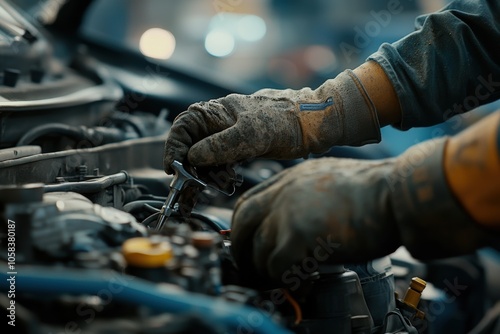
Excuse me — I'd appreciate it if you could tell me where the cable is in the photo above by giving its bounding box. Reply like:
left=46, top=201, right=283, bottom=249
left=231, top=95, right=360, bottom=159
left=123, top=200, right=164, bottom=213
left=190, top=212, right=229, bottom=232
left=137, top=194, right=168, bottom=201
left=108, top=113, right=145, bottom=137
left=144, top=203, right=160, bottom=213
left=282, top=289, right=303, bottom=325
left=0, top=267, right=291, bottom=334
left=16, top=123, right=85, bottom=146
left=382, top=310, right=418, bottom=334
left=142, top=212, right=160, bottom=227
left=141, top=211, right=227, bottom=231
left=16, top=123, right=130, bottom=148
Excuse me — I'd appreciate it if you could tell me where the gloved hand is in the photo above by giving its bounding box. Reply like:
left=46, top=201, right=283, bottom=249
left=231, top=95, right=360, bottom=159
left=163, top=70, right=381, bottom=173
left=231, top=138, right=495, bottom=283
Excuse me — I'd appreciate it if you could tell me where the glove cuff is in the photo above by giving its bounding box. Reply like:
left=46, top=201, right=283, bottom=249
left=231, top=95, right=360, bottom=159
left=389, top=138, right=493, bottom=260
left=335, top=70, right=381, bottom=146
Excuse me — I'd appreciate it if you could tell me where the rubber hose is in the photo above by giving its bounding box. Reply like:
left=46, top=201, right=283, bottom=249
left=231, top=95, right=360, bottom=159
left=16, top=123, right=86, bottom=146
left=0, top=268, right=291, bottom=334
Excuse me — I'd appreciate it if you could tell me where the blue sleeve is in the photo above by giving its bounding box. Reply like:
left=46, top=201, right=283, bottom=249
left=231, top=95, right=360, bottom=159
left=368, top=0, right=500, bottom=130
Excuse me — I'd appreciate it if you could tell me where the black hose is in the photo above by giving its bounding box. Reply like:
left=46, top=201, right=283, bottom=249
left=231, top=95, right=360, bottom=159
left=108, top=113, right=145, bottom=137
left=137, top=194, right=168, bottom=202
left=190, top=212, right=226, bottom=232
left=122, top=200, right=164, bottom=213
left=142, top=212, right=160, bottom=227
left=140, top=211, right=225, bottom=232
left=16, top=123, right=86, bottom=146
left=144, top=204, right=161, bottom=213
left=16, top=123, right=128, bottom=148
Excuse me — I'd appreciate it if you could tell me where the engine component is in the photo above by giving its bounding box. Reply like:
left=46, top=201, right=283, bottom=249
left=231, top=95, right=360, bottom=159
left=1, top=185, right=146, bottom=264
left=0, top=181, right=290, bottom=333
left=14, top=110, right=170, bottom=153
left=155, top=159, right=243, bottom=232
left=401, top=277, right=427, bottom=320
left=0, top=265, right=290, bottom=334
left=0, top=146, right=41, bottom=163
left=380, top=278, right=427, bottom=334
left=156, top=160, right=207, bottom=231
left=0, top=167, right=431, bottom=333
left=280, top=265, right=375, bottom=334
left=44, top=168, right=141, bottom=209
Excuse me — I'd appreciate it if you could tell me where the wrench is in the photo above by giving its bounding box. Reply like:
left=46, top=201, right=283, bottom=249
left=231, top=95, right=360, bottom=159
left=155, top=160, right=207, bottom=231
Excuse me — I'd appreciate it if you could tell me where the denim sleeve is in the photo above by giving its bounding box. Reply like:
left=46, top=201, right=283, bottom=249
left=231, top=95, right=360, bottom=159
left=368, top=0, right=500, bottom=130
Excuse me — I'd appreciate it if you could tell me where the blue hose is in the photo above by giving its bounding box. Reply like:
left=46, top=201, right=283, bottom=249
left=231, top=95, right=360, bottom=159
left=1, top=267, right=290, bottom=334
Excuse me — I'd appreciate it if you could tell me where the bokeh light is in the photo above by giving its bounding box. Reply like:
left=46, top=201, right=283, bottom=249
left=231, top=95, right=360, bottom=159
left=304, top=45, right=337, bottom=73
left=237, top=15, right=267, bottom=42
left=139, top=28, right=176, bottom=60
left=205, top=29, right=235, bottom=57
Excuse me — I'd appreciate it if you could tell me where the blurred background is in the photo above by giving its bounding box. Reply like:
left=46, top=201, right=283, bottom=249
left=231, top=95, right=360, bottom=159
left=80, top=0, right=447, bottom=90
left=17, top=0, right=451, bottom=90
left=13, top=0, right=498, bottom=156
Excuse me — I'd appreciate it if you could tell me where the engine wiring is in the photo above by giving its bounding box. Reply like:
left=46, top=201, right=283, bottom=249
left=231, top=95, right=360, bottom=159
left=283, top=289, right=303, bottom=325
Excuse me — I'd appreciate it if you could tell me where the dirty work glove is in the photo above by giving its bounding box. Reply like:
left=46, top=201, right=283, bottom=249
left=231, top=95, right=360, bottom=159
left=231, top=138, right=496, bottom=283
left=163, top=70, right=380, bottom=173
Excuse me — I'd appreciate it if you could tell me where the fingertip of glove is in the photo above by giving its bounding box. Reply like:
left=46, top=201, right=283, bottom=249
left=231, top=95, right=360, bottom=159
left=162, top=154, right=174, bottom=174
left=163, top=161, right=171, bottom=174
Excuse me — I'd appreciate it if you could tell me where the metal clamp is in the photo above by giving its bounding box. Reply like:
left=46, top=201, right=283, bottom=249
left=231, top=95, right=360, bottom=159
left=155, top=161, right=207, bottom=231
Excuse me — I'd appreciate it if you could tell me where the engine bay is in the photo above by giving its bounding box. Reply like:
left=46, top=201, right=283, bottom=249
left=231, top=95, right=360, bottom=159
left=0, top=1, right=498, bottom=333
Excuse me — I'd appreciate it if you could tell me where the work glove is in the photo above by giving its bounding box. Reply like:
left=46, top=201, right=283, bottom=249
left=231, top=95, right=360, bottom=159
left=163, top=70, right=381, bottom=173
left=230, top=137, right=497, bottom=283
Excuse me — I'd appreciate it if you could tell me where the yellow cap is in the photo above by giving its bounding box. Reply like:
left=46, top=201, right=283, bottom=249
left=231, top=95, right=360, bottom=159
left=410, top=277, right=426, bottom=293
left=403, top=277, right=427, bottom=310
left=122, top=237, right=173, bottom=268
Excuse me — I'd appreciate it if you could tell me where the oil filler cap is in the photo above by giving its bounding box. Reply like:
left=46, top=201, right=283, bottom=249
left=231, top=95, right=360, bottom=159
left=122, top=237, right=173, bottom=268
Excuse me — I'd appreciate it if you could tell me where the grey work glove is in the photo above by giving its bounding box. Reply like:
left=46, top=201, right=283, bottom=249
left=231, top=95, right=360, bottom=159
left=231, top=138, right=496, bottom=283
left=163, top=70, right=381, bottom=173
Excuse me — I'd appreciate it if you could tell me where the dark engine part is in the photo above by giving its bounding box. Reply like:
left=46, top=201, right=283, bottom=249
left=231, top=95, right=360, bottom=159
left=0, top=0, right=116, bottom=148
left=293, top=268, right=374, bottom=333
left=0, top=183, right=287, bottom=334
left=0, top=184, right=146, bottom=264
left=14, top=109, right=170, bottom=154
left=0, top=135, right=168, bottom=186
left=0, top=1, right=170, bottom=153
left=0, top=173, right=425, bottom=334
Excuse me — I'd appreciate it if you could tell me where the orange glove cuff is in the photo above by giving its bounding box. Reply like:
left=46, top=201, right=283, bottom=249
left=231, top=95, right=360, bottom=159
left=444, top=111, right=500, bottom=229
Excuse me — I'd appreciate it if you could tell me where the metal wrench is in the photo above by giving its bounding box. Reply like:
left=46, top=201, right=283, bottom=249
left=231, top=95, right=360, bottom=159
left=155, top=160, right=207, bottom=231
